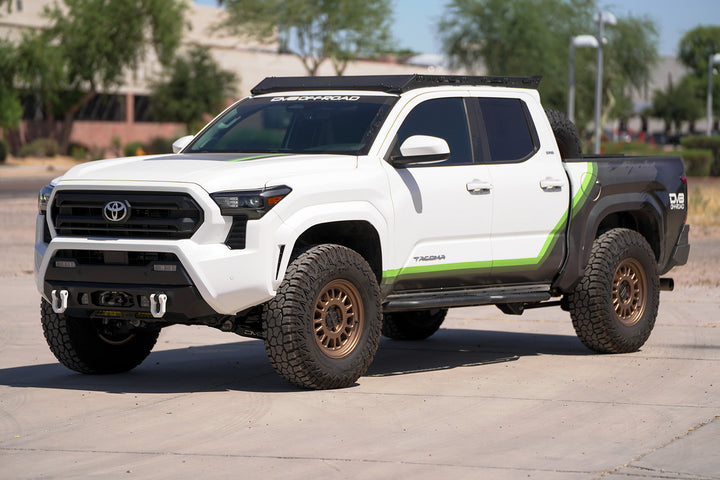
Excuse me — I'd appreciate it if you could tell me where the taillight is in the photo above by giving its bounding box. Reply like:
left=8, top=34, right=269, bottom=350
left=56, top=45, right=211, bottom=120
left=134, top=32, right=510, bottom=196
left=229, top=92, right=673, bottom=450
left=682, top=174, right=687, bottom=223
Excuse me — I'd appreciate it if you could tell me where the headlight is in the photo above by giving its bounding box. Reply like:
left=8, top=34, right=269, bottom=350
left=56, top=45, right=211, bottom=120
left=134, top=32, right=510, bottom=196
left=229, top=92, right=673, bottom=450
left=211, top=185, right=292, bottom=219
left=38, top=184, right=54, bottom=214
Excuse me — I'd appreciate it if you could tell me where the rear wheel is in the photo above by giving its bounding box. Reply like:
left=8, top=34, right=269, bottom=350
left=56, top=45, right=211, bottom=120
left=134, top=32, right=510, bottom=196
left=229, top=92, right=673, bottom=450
left=263, top=244, right=382, bottom=389
left=567, top=228, right=659, bottom=353
left=41, top=300, right=159, bottom=373
left=382, top=309, right=447, bottom=340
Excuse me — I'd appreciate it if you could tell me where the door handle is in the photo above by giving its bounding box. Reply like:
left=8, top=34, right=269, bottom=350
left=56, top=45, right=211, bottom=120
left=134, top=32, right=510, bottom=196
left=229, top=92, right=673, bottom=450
left=540, top=178, right=564, bottom=191
left=466, top=180, right=493, bottom=194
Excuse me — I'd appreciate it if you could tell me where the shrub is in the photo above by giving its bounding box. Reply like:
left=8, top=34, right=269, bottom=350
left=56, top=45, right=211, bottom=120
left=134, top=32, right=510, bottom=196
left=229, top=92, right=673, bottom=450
left=123, top=141, right=145, bottom=157
left=680, top=135, right=720, bottom=151
left=110, top=136, right=122, bottom=157
left=89, top=147, right=106, bottom=161
left=681, top=149, right=713, bottom=177
left=145, top=137, right=173, bottom=155
left=0, top=138, right=7, bottom=164
left=681, top=135, right=720, bottom=176
left=69, top=143, right=88, bottom=161
left=603, top=141, right=663, bottom=156
left=18, top=138, right=59, bottom=157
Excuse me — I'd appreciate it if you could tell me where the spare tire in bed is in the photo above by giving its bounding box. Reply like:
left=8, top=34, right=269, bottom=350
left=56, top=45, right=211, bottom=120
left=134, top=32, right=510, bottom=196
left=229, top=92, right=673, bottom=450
left=545, top=108, right=582, bottom=159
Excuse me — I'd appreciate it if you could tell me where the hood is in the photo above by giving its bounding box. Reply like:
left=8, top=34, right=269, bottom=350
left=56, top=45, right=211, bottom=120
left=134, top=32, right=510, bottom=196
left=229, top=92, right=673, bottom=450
left=57, top=153, right=358, bottom=192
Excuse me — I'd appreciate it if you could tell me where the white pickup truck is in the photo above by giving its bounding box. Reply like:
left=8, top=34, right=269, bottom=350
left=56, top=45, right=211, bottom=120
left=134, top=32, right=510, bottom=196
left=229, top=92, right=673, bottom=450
left=35, top=75, right=690, bottom=389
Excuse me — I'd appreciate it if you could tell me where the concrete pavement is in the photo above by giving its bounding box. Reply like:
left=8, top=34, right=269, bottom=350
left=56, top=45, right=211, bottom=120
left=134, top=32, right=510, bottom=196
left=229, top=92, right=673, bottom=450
left=1, top=272, right=718, bottom=479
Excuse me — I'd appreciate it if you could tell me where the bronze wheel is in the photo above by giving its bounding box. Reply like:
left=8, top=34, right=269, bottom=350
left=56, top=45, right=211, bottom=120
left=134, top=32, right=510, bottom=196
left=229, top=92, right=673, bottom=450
left=568, top=228, right=659, bottom=354
left=97, top=319, right=137, bottom=346
left=612, top=258, right=647, bottom=326
left=313, top=280, right=364, bottom=358
left=263, top=244, right=382, bottom=389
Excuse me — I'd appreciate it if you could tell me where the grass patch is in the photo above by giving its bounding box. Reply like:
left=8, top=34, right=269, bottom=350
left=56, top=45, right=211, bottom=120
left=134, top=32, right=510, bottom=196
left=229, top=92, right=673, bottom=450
left=687, top=179, right=720, bottom=227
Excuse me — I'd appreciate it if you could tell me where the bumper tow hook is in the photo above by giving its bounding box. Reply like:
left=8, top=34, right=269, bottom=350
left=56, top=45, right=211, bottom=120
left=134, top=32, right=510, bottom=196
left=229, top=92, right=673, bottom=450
left=51, top=289, right=69, bottom=314
left=149, top=293, right=168, bottom=319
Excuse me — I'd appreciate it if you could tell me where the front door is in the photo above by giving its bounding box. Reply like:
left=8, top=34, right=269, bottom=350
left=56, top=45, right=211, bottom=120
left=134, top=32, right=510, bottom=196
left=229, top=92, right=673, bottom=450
left=382, top=96, right=494, bottom=292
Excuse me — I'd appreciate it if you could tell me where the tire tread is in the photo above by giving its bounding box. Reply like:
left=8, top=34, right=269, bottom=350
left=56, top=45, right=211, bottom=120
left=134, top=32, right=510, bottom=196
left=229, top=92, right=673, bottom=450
left=568, top=228, right=659, bottom=353
left=263, top=244, right=381, bottom=389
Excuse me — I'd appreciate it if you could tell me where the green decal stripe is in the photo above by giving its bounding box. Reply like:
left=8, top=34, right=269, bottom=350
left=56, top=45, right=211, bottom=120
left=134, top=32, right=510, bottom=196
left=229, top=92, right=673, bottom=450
left=229, top=154, right=288, bottom=162
left=382, top=162, right=596, bottom=285
left=571, top=162, right=597, bottom=218
left=494, top=209, right=569, bottom=270
left=382, top=260, right=493, bottom=284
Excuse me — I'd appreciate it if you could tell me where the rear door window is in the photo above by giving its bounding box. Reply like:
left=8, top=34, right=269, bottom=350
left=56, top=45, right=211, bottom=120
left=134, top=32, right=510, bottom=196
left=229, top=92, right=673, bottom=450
left=477, top=98, right=538, bottom=163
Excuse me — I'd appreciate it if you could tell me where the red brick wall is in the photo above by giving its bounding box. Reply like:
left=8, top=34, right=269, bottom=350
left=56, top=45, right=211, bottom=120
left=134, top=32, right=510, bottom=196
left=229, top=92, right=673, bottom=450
left=70, top=121, right=187, bottom=151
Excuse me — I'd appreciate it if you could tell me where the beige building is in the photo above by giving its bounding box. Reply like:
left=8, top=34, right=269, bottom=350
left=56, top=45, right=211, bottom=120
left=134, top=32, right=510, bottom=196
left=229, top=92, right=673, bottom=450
left=0, top=1, right=437, bottom=153
left=1, top=0, right=696, bottom=152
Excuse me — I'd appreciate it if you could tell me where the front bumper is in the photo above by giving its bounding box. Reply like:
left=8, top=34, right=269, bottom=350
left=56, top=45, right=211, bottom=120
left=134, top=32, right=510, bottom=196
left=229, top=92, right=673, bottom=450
left=35, top=182, right=296, bottom=317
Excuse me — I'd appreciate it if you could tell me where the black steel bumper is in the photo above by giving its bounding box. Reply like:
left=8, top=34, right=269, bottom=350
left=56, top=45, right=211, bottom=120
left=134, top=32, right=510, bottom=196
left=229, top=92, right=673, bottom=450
left=43, top=250, right=217, bottom=322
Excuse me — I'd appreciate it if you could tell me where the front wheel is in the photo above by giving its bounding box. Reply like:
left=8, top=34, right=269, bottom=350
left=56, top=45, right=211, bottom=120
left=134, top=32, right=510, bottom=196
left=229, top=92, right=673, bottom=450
left=263, top=244, right=382, bottom=389
left=567, top=228, right=659, bottom=353
left=41, top=300, right=160, bottom=374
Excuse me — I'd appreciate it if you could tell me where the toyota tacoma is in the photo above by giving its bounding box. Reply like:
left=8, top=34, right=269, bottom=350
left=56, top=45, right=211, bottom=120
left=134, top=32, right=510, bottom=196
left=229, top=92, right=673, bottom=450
left=35, top=74, right=690, bottom=389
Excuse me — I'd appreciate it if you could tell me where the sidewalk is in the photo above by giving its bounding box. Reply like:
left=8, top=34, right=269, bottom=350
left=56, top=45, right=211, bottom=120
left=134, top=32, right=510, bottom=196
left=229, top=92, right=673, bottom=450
left=0, top=156, right=82, bottom=179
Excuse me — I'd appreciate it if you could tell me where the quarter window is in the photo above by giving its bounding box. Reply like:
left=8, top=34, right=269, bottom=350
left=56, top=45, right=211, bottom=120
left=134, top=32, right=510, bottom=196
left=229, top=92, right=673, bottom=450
left=478, top=98, right=538, bottom=163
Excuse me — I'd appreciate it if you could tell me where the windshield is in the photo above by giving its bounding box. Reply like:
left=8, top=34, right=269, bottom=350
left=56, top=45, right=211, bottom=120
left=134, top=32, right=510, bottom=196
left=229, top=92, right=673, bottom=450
left=186, top=95, right=397, bottom=155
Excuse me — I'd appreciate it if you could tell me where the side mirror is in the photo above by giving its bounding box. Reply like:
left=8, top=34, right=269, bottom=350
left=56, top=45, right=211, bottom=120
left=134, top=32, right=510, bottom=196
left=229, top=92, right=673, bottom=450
left=392, top=135, right=450, bottom=167
left=172, top=135, right=194, bottom=153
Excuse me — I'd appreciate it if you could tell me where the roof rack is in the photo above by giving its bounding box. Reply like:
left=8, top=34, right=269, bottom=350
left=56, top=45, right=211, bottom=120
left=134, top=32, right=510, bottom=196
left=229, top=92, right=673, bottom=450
left=251, top=74, right=542, bottom=95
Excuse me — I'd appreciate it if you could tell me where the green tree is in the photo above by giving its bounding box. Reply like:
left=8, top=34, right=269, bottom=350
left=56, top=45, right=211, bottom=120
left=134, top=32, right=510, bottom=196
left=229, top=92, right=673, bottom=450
left=219, top=0, right=394, bottom=76
left=149, top=46, right=238, bottom=132
left=0, top=38, right=22, bottom=132
left=677, top=25, right=720, bottom=129
left=650, top=76, right=704, bottom=134
left=604, top=15, right=659, bottom=131
left=678, top=25, right=720, bottom=77
left=13, top=30, right=70, bottom=140
left=24, top=0, right=188, bottom=153
left=439, top=0, right=594, bottom=110
left=438, top=0, right=658, bottom=136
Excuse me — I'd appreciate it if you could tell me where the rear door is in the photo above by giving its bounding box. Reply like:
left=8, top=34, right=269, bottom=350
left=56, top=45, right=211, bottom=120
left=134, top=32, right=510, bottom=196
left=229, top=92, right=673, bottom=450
left=471, top=95, right=570, bottom=284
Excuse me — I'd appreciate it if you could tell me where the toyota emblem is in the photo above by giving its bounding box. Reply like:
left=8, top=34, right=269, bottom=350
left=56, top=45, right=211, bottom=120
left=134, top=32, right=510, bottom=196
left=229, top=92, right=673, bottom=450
left=103, top=201, right=129, bottom=222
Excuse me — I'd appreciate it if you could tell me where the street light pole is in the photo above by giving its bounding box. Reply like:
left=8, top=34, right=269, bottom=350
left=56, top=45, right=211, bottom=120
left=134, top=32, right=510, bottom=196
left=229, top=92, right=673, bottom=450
left=707, top=53, right=720, bottom=136
left=568, top=35, right=599, bottom=124
left=593, top=11, right=616, bottom=155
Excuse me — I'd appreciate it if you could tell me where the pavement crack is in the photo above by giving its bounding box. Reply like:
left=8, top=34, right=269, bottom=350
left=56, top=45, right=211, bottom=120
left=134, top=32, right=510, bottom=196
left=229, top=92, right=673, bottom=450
left=594, top=415, right=720, bottom=480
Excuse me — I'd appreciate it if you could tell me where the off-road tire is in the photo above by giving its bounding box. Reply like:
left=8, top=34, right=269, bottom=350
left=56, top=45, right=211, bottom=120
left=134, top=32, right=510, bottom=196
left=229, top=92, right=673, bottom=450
left=382, top=309, right=447, bottom=340
left=40, top=299, right=160, bottom=374
left=545, top=108, right=582, bottom=159
left=262, top=244, right=382, bottom=389
left=567, top=228, right=659, bottom=353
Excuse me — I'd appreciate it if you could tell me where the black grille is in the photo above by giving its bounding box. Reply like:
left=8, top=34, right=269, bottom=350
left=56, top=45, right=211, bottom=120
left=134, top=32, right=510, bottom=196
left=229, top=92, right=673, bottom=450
left=50, top=191, right=203, bottom=239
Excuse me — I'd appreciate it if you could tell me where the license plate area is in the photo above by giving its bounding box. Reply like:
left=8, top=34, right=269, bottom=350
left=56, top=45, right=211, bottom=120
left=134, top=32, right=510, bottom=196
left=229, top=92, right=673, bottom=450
left=94, top=291, right=135, bottom=308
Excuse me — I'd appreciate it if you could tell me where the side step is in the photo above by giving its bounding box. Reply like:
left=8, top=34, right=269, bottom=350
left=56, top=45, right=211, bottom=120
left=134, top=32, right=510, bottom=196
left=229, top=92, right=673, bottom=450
left=383, top=285, right=552, bottom=312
